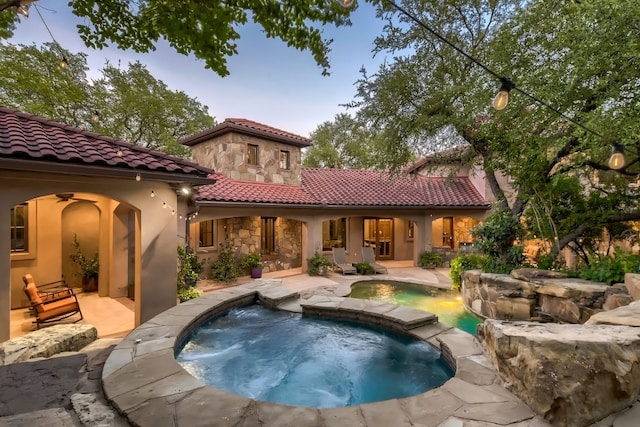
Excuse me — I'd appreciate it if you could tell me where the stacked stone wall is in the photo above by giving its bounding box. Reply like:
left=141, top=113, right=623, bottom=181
left=461, top=269, right=611, bottom=323
left=211, top=217, right=302, bottom=273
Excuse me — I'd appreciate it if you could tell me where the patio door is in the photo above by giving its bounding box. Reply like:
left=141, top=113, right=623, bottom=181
left=363, top=218, right=393, bottom=259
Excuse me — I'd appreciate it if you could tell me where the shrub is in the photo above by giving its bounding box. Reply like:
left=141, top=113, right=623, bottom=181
left=577, top=249, right=640, bottom=285
left=354, top=262, right=374, bottom=274
left=177, top=244, right=203, bottom=290
left=209, top=239, right=241, bottom=283
left=450, top=254, right=486, bottom=290
left=178, top=286, right=203, bottom=302
left=241, top=252, right=263, bottom=269
left=418, top=251, right=443, bottom=268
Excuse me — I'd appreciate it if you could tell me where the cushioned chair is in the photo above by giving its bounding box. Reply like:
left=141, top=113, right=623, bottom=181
left=332, top=247, right=357, bottom=275
left=22, top=274, right=83, bottom=329
left=361, top=246, right=388, bottom=274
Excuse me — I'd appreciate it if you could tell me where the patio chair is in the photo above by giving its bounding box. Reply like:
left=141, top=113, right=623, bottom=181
left=23, top=274, right=83, bottom=329
left=361, top=246, right=388, bottom=274
left=332, top=247, right=357, bottom=275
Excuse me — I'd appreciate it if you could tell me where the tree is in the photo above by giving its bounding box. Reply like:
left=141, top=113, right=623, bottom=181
left=0, top=42, right=214, bottom=157
left=0, top=42, right=93, bottom=127
left=91, top=61, right=214, bottom=156
left=350, top=0, right=640, bottom=262
left=304, top=113, right=405, bottom=169
left=0, top=0, right=364, bottom=77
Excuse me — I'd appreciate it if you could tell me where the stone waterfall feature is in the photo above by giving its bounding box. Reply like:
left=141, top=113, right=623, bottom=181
left=477, top=320, right=640, bottom=426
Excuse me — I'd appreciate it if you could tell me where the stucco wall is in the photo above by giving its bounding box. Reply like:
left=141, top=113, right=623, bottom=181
left=2, top=171, right=187, bottom=340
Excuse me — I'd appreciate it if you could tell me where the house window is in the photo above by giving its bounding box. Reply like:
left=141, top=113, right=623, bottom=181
left=322, top=218, right=346, bottom=251
left=261, top=217, right=276, bottom=254
left=247, top=144, right=259, bottom=165
left=199, top=220, right=214, bottom=248
left=279, top=150, right=290, bottom=170
left=10, top=204, right=27, bottom=253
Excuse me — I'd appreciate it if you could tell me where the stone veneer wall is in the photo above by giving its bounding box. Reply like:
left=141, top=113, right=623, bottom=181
left=220, top=217, right=302, bottom=273
left=190, top=132, right=303, bottom=185
left=461, top=270, right=614, bottom=324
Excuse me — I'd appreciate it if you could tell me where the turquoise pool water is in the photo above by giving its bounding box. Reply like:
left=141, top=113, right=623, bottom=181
left=349, top=281, right=483, bottom=335
left=176, top=304, right=453, bottom=408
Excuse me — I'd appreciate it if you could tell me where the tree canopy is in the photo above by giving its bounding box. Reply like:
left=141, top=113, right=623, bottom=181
left=0, top=42, right=214, bottom=157
left=0, top=0, right=365, bottom=76
left=348, top=0, right=640, bottom=264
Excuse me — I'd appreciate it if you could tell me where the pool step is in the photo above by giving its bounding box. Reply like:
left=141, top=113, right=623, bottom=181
left=300, top=295, right=438, bottom=332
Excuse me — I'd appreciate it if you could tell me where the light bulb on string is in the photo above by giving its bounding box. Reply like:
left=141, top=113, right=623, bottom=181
left=334, top=0, right=356, bottom=7
left=135, top=173, right=141, bottom=182
left=150, top=190, right=156, bottom=198
left=162, top=202, right=167, bottom=209
left=493, top=78, right=513, bottom=111
left=608, top=143, right=626, bottom=170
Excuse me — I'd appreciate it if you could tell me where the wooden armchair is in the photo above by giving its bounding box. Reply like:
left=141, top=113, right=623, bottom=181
left=22, top=274, right=83, bottom=329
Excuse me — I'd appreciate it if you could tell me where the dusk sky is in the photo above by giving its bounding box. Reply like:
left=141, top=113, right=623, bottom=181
left=8, top=2, right=388, bottom=137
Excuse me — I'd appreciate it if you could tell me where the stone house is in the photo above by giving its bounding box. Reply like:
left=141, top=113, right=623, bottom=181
left=181, top=119, right=493, bottom=273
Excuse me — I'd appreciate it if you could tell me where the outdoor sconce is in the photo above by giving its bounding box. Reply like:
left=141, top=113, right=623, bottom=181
left=493, top=77, right=513, bottom=111
left=608, top=143, right=625, bottom=170
left=180, top=186, right=192, bottom=196
left=334, top=0, right=355, bottom=8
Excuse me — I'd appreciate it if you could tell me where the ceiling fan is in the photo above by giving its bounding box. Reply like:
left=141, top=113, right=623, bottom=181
left=54, top=193, right=97, bottom=203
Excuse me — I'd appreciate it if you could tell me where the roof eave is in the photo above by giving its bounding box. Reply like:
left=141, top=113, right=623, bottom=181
left=182, top=122, right=312, bottom=148
left=0, top=158, right=216, bottom=185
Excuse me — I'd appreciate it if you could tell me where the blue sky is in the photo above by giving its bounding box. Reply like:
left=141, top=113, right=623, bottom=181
left=8, top=2, right=388, bottom=137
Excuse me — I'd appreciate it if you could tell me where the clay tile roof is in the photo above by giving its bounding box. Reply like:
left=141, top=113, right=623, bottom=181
left=198, top=174, right=317, bottom=204
left=0, top=107, right=215, bottom=183
left=180, top=118, right=312, bottom=148
left=197, top=168, right=489, bottom=208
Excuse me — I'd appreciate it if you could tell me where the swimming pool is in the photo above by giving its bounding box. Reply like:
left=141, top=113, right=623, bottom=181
left=349, top=281, right=483, bottom=335
left=176, top=304, right=453, bottom=408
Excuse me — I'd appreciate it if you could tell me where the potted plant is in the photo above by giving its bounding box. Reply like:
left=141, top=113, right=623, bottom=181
left=69, top=234, right=99, bottom=292
left=241, top=252, right=263, bottom=278
left=418, top=250, right=443, bottom=269
left=307, top=252, right=332, bottom=276
left=354, top=262, right=375, bottom=275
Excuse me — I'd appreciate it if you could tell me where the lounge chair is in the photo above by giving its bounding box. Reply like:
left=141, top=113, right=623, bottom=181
left=361, top=246, right=388, bottom=274
left=22, top=274, right=83, bottom=329
left=332, top=247, right=357, bottom=275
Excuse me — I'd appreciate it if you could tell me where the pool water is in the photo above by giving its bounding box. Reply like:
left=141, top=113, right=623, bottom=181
left=349, top=281, right=483, bottom=335
left=176, top=305, right=453, bottom=408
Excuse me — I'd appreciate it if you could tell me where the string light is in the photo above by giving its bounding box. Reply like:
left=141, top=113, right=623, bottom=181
left=608, top=143, right=625, bottom=170
left=33, top=3, right=68, bottom=69
left=149, top=189, right=182, bottom=216
left=334, top=0, right=625, bottom=167
left=135, top=172, right=141, bottom=182
left=91, top=110, right=100, bottom=122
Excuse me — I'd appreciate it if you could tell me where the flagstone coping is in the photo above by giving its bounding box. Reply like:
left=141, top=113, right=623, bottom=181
left=102, top=279, right=541, bottom=426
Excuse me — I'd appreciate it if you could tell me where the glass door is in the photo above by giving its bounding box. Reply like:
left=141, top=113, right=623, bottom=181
left=364, top=218, right=393, bottom=259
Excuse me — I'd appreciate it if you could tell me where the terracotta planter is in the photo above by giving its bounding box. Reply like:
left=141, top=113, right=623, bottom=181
left=82, top=276, right=98, bottom=292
